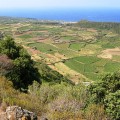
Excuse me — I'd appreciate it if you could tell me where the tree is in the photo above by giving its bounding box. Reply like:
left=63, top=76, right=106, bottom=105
left=0, top=36, right=41, bottom=89
left=0, top=36, right=20, bottom=59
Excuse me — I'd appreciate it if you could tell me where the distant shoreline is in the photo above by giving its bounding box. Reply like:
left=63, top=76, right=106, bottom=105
left=0, top=16, right=120, bottom=24
left=0, top=8, right=120, bottom=23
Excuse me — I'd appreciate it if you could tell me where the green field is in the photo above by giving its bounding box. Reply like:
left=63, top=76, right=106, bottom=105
left=1, top=17, right=120, bottom=82
left=104, top=62, right=120, bottom=72
left=65, top=56, right=120, bottom=81
left=1, top=17, right=120, bottom=120
left=27, top=42, right=58, bottom=54
left=69, top=43, right=86, bottom=51
left=19, top=34, right=33, bottom=39
left=73, top=56, right=100, bottom=64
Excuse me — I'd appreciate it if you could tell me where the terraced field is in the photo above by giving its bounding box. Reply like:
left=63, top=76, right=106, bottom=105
left=64, top=56, right=120, bottom=81
left=0, top=18, right=120, bottom=83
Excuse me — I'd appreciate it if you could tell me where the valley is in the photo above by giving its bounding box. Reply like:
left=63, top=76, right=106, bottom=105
left=0, top=17, right=120, bottom=83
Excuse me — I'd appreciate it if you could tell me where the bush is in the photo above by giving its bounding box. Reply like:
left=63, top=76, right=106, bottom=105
left=0, top=77, right=43, bottom=115
left=0, top=76, right=16, bottom=103
left=84, top=104, right=107, bottom=120
left=88, top=72, right=120, bottom=119
left=88, top=72, right=120, bottom=103
left=28, top=83, right=87, bottom=119
left=104, top=90, right=120, bottom=120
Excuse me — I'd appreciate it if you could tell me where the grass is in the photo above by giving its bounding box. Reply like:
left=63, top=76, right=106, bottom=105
left=31, top=26, right=50, bottom=31
left=1, top=20, right=120, bottom=82
left=84, top=44, right=101, bottom=50
left=69, top=43, right=86, bottom=51
left=19, top=34, right=33, bottom=39
left=83, top=72, right=100, bottom=81
left=55, top=43, right=69, bottom=49
left=27, top=42, right=58, bottom=54
left=112, top=55, right=120, bottom=62
left=48, top=27, right=64, bottom=33
left=65, top=59, right=85, bottom=73
left=104, top=62, right=120, bottom=72
left=64, top=56, right=120, bottom=81
left=73, top=56, right=100, bottom=64
left=99, top=37, right=120, bottom=49
left=61, top=36, right=75, bottom=40
left=93, top=59, right=109, bottom=67
left=18, top=31, right=49, bottom=40
left=102, top=43, right=116, bottom=49
left=31, top=32, right=47, bottom=37
left=17, top=25, right=31, bottom=31
left=84, top=64, right=96, bottom=73
left=58, top=49, right=79, bottom=58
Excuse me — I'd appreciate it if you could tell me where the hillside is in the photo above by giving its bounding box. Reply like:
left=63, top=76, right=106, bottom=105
left=0, top=17, right=120, bottom=120
left=0, top=17, right=120, bottom=83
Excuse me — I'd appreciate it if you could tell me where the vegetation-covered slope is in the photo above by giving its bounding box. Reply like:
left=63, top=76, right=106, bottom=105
left=0, top=17, right=120, bottom=83
left=0, top=17, right=120, bottom=119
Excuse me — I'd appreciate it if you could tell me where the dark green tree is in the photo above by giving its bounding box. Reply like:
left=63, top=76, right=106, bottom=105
left=0, top=36, right=41, bottom=89
left=0, top=36, right=20, bottom=59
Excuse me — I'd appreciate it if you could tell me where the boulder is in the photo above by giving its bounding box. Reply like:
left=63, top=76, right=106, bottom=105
left=0, top=112, right=7, bottom=120
left=0, top=106, right=37, bottom=120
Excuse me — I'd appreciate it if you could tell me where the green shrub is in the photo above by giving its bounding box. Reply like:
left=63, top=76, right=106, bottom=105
left=104, top=90, right=120, bottom=120
left=88, top=72, right=120, bottom=119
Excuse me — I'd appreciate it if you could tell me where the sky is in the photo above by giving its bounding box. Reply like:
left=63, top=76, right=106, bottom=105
left=0, top=0, right=120, bottom=10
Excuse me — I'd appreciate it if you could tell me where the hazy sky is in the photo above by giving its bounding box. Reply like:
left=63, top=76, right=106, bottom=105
left=0, top=0, right=120, bottom=9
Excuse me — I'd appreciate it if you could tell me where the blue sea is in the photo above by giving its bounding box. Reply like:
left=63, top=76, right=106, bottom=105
left=0, top=8, right=120, bottom=22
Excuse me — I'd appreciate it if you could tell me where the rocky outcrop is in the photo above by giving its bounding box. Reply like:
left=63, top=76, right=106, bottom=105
left=0, top=106, right=37, bottom=120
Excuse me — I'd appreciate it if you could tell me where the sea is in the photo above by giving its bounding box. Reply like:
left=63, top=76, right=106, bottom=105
left=0, top=8, right=120, bottom=22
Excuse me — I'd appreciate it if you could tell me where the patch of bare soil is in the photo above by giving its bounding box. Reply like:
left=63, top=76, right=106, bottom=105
left=22, top=45, right=41, bottom=54
left=98, top=47, right=120, bottom=59
left=32, top=37, right=49, bottom=43
left=15, top=30, right=48, bottom=35
left=87, top=28, right=97, bottom=32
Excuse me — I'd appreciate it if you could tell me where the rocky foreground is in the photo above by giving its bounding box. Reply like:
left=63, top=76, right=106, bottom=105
left=0, top=106, right=37, bottom=120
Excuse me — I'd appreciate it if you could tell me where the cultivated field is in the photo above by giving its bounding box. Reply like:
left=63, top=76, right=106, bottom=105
left=0, top=17, right=120, bottom=83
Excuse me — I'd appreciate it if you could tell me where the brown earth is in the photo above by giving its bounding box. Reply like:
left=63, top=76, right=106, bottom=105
left=98, top=47, right=120, bottom=59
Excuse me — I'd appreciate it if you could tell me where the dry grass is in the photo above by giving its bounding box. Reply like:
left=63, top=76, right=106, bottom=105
left=52, top=62, right=87, bottom=84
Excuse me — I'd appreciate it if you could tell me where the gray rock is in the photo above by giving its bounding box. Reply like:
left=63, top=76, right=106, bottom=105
left=0, top=106, right=37, bottom=120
